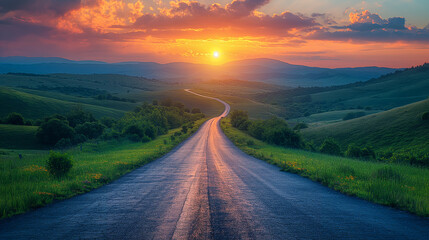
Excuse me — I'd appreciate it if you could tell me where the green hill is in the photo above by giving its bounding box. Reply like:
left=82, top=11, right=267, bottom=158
left=301, top=98, right=429, bottom=153
left=0, top=87, right=125, bottom=120
left=0, top=124, right=42, bottom=149
left=255, top=63, right=429, bottom=118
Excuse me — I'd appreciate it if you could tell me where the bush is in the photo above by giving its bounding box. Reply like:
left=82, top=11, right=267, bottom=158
left=100, top=117, right=116, bottom=128
left=141, top=135, right=151, bottom=143
left=181, top=125, right=188, bottom=133
left=75, top=121, right=105, bottom=139
left=71, top=134, right=88, bottom=144
left=293, top=122, right=308, bottom=131
left=54, top=138, right=72, bottom=149
left=319, top=138, right=341, bottom=155
left=46, top=151, right=73, bottom=178
left=36, top=118, right=75, bottom=146
left=128, top=134, right=141, bottom=142
left=422, top=112, right=429, bottom=120
left=66, top=106, right=96, bottom=128
left=345, top=144, right=376, bottom=159
left=5, top=112, right=25, bottom=125
left=191, top=108, right=201, bottom=114
left=343, top=111, right=366, bottom=121
left=230, top=110, right=250, bottom=130
left=248, top=117, right=302, bottom=148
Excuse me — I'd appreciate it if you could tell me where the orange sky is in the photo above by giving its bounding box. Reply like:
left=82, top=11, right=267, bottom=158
left=0, top=0, right=428, bottom=67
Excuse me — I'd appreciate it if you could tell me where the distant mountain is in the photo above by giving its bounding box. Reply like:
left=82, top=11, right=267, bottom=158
left=0, top=56, right=106, bottom=64
left=0, top=57, right=396, bottom=87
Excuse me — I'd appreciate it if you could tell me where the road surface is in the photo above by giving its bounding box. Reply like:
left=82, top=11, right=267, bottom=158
left=0, top=90, right=428, bottom=239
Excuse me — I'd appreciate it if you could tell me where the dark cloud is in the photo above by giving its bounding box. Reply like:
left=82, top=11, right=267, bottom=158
left=0, top=0, right=88, bottom=16
left=307, top=10, right=429, bottom=43
left=309, top=28, right=429, bottom=43
left=226, top=0, right=270, bottom=17
left=311, top=13, right=336, bottom=25
left=133, top=0, right=317, bottom=34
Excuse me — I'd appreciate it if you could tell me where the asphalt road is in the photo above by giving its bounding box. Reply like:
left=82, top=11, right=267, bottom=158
left=0, top=90, right=428, bottom=239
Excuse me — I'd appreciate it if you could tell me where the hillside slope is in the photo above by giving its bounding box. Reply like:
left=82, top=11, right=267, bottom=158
left=0, top=124, right=42, bottom=149
left=0, top=87, right=125, bottom=119
left=301, top=99, right=429, bottom=153
left=255, top=64, right=429, bottom=118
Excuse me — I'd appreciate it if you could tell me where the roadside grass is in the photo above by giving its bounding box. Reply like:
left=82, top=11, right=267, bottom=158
left=221, top=119, right=429, bottom=217
left=0, top=118, right=207, bottom=219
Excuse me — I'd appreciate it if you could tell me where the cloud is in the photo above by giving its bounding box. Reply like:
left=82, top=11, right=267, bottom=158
left=132, top=0, right=317, bottom=37
left=0, top=0, right=96, bottom=16
left=308, top=10, right=428, bottom=43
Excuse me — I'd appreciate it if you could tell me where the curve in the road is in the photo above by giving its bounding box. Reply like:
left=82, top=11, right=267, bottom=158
left=0, top=89, right=428, bottom=240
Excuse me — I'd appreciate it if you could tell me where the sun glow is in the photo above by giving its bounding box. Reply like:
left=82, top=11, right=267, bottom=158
left=213, top=51, right=220, bottom=58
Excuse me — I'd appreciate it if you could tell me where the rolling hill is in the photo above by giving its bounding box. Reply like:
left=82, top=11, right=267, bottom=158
left=0, top=57, right=395, bottom=87
left=301, top=98, right=429, bottom=153
left=0, top=124, right=42, bottom=149
left=256, top=63, right=429, bottom=118
left=0, top=87, right=126, bottom=120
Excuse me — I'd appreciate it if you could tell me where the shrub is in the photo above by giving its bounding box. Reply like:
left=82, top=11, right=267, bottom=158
left=6, top=112, right=25, bottom=125
left=71, top=134, right=88, bottom=144
left=345, top=144, right=362, bottom=158
left=246, top=139, right=255, bottom=146
left=319, top=138, right=341, bottom=156
left=36, top=118, right=75, bottom=146
left=100, top=117, right=116, bottom=128
left=343, top=111, right=366, bottom=121
left=191, top=108, right=201, bottom=114
left=181, top=125, right=188, bottom=133
left=75, top=121, right=105, bottom=139
left=422, top=112, right=429, bottom=120
left=141, top=135, right=151, bottom=143
left=54, top=138, right=72, bottom=149
left=66, top=106, right=96, bottom=128
left=230, top=110, right=250, bottom=130
left=128, top=134, right=141, bottom=142
left=46, top=151, right=73, bottom=178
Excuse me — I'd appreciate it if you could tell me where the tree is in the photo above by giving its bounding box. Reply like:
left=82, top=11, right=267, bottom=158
left=6, top=112, right=24, bottom=125
left=36, top=118, right=75, bottom=145
left=319, top=138, right=341, bottom=156
left=230, top=110, right=250, bottom=130
left=75, top=122, right=105, bottom=139
left=66, top=106, right=95, bottom=127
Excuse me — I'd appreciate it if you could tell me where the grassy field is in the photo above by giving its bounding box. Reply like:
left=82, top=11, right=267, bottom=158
left=0, top=118, right=207, bottom=219
left=188, top=89, right=285, bottom=119
left=0, top=124, right=43, bottom=149
left=0, top=87, right=126, bottom=119
left=221, top=119, right=429, bottom=216
left=290, top=109, right=381, bottom=127
left=301, top=99, right=429, bottom=153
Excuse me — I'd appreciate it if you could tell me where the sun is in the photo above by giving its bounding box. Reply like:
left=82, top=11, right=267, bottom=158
left=213, top=51, right=220, bottom=58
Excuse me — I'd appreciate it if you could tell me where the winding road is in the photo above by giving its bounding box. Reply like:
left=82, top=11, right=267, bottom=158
left=0, top=90, right=428, bottom=239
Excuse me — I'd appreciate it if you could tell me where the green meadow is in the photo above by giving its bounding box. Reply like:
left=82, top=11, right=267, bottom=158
left=0, top=118, right=206, bottom=219
left=221, top=119, right=429, bottom=217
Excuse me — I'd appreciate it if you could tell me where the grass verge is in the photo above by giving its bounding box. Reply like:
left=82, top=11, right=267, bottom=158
left=221, top=118, right=429, bottom=217
left=0, top=118, right=207, bottom=219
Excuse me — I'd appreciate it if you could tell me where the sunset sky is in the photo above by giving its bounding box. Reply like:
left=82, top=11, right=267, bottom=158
left=1, top=0, right=428, bottom=67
